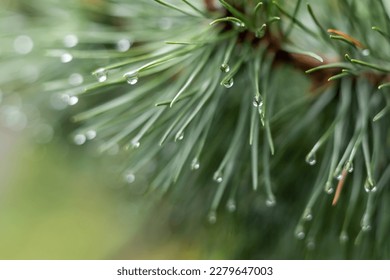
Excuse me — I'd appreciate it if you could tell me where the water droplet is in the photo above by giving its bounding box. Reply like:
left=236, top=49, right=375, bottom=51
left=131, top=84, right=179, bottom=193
left=14, top=35, right=34, bottom=54
left=364, top=179, right=377, bottom=193
left=213, top=171, right=223, bottom=183
left=305, top=153, right=316, bottom=165
left=339, top=231, right=349, bottom=243
left=344, top=161, right=353, bottom=173
left=362, top=49, right=370, bottom=56
left=208, top=211, right=217, bottom=224
left=73, top=134, right=86, bottom=145
left=63, top=34, right=78, bottom=48
left=306, top=238, right=315, bottom=250
left=336, top=173, right=343, bottom=181
left=124, top=172, right=135, bottom=184
left=124, top=72, right=139, bottom=85
left=325, top=181, right=334, bottom=194
left=296, top=231, right=305, bottom=240
left=220, top=63, right=230, bottom=73
left=68, top=73, right=83, bottom=86
left=177, top=132, right=184, bottom=141
left=303, top=209, right=313, bottom=221
left=116, top=39, right=131, bottom=52
left=234, top=21, right=246, bottom=31
left=191, top=158, right=200, bottom=170
left=226, top=199, right=236, bottom=212
left=86, top=130, right=97, bottom=140
left=361, top=214, right=372, bottom=232
left=265, top=196, right=276, bottom=207
left=361, top=224, right=372, bottom=232
left=222, top=78, right=234, bottom=88
left=93, top=68, right=108, bottom=82
left=131, top=140, right=140, bottom=149
left=67, top=96, right=79, bottom=106
left=252, top=96, right=264, bottom=108
left=61, top=52, right=73, bottom=63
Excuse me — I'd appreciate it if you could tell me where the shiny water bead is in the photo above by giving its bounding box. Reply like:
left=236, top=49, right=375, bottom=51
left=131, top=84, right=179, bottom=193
left=220, top=63, right=230, bottom=73
left=226, top=199, right=237, bottom=212
left=68, top=73, right=83, bottom=86
left=124, top=172, right=135, bottom=184
left=63, top=34, right=78, bottom=48
left=61, top=52, right=73, bottom=63
left=191, top=158, right=200, bottom=170
left=305, top=153, right=316, bottom=165
left=14, top=35, right=34, bottom=54
left=124, top=72, right=139, bottom=85
left=222, top=78, right=234, bottom=88
left=85, top=130, right=97, bottom=140
left=213, top=171, right=223, bottom=183
left=265, top=197, right=276, bottom=207
left=208, top=211, right=217, bottom=224
left=73, top=134, right=86, bottom=145
left=116, top=39, right=131, bottom=52
left=93, top=68, right=108, bottom=83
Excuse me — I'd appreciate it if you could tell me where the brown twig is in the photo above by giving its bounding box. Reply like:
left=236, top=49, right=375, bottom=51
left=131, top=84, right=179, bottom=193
left=332, top=169, right=348, bottom=206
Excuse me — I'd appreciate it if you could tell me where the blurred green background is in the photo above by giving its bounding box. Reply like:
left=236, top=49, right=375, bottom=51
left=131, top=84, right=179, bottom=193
left=1, top=0, right=388, bottom=260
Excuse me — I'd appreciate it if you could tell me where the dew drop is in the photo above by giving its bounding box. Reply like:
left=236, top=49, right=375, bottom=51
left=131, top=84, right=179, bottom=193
left=116, top=39, right=131, bottom=52
left=265, top=196, right=276, bottom=207
left=73, top=134, right=86, bottom=145
left=336, top=173, right=343, bottom=181
left=220, top=63, right=230, bottom=73
left=131, top=140, right=140, bottom=149
left=93, top=68, right=108, bottom=83
left=344, top=161, right=353, bottom=173
left=63, top=34, right=78, bottom=48
left=226, top=199, right=236, bottom=212
left=68, top=73, right=83, bottom=86
left=124, top=172, right=135, bottom=184
left=61, top=52, right=73, bottom=63
left=252, top=96, right=263, bottom=108
left=222, top=78, right=234, bottom=88
left=325, top=181, right=334, bottom=194
left=306, top=238, right=316, bottom=250
left=296, top=231, right=305, bottom=240
left=124, top=72, right=139, bottom=85
left=339, top=231, right=349, bottom=243
left=305, top=153, right=316, bottom=165
left=177, top=132, right=184, bottom=141
left=86, top=130, right=97, bottom=140
left=361, top=224, right=372, bottom=232
left=14, top=35, right=34, bottom=54
left=362, top=49, right=370, bottom=56
left=234, top=21, right=246, bottom=31
left=364, top=180, right=377, bottom=193
left=213, top=171, right=223, bottom=183
left=208, top=211, right=217, bottom=224
left=303, top=209, right=313, bottom=221
left=191, top=158, right=200, bottom=170
left=67, top=96, right=79, bottom=106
